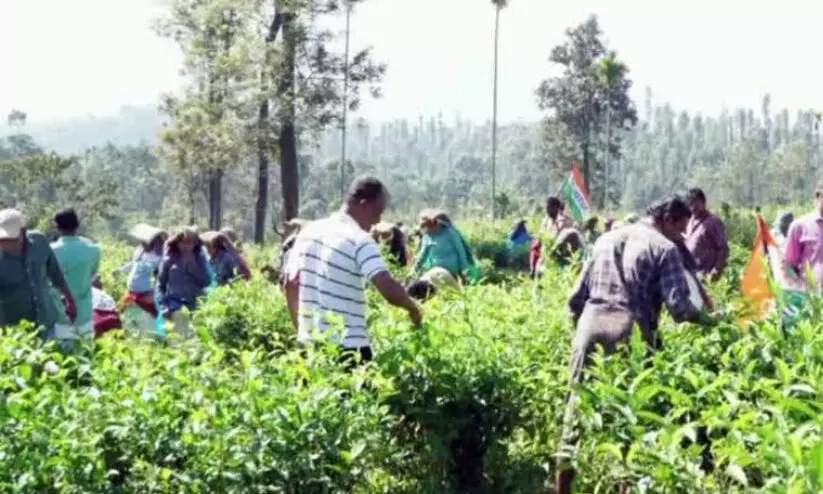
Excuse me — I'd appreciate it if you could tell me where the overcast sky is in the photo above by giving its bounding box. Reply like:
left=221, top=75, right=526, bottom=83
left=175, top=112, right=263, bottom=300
left=2, top=0, right=822, bottom=125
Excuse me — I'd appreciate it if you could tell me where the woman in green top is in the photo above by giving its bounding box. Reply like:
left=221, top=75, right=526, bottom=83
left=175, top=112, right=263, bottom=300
left=414, top=210, right=476, bottom=280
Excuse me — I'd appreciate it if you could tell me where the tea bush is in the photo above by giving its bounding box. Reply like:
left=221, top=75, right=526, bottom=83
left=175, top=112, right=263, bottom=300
left=3, top=216, right=823, bottom=492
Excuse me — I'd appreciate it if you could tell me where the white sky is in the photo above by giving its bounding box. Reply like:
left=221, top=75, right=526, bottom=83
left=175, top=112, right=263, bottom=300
left=1, top=0, right=822, bottom=125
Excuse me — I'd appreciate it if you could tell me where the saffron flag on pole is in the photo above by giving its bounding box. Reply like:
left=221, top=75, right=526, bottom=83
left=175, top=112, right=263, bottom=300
left=740, top=215, right=777, bottom=325
left=740, top=215, right=809, bottom=328
left=561, top=163, right=592, bottom=224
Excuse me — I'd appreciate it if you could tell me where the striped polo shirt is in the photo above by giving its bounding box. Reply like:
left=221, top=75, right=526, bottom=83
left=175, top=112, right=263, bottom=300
left=285, top=212, right=388, bottom=349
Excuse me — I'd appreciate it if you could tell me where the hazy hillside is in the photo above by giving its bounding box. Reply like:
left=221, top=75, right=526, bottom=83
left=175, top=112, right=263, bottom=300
left=0, top=106, right=165, bottom=154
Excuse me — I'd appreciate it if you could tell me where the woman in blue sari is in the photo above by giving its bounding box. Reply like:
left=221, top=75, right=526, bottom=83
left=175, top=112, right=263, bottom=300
left=155, top=227, right=213, bottom=338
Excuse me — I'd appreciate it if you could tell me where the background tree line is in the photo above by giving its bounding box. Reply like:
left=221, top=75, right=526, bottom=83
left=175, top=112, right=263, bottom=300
left=1, top=13, right=820, bottom=241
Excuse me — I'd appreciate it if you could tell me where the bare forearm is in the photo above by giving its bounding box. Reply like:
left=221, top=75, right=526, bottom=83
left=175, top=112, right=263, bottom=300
left=714, top=247, right=729, bottom=274
left=374, top=274, right=416, bottom=311
left=284, top=281, right=299, bottom=329
left=385, top=282, right=416, bottom=310
left=59, top=285, right=75, bottom=305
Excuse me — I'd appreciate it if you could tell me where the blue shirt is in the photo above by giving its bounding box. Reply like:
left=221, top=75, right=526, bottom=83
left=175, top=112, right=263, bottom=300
left=210, top=250, right=243, bottom=285
left=120, top=248, right=162, bottom=293
left=155, top=251, right=212, bottom=313
left=50, top=236, right=101, bottom=325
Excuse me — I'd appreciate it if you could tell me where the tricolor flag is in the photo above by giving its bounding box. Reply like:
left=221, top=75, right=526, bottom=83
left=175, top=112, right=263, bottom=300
left=740, top=215, right=807, bottom=327
left=561, top=163, right=592, bottom=224
left=740, top=215, right=777, bottom=324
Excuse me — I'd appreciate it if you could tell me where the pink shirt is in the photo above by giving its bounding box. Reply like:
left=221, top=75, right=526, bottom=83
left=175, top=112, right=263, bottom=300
left=784, top=213, right=823, bottom=289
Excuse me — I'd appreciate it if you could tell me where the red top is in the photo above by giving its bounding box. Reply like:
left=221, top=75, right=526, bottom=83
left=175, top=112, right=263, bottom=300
left=530, top=239, right=543, bottom=276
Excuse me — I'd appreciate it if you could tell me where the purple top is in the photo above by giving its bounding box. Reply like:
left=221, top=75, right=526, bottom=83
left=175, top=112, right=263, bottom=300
left=784, top=212, right=823, bottom=288
left=684, top=212, right=729, bottom=276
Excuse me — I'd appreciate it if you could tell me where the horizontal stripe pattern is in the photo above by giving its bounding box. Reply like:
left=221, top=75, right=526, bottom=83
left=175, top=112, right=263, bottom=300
left=285, top=213, right=387, bottom=348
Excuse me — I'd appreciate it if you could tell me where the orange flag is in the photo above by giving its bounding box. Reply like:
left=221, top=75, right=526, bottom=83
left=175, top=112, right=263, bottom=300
left=740, top=215, right=777, bottom=324
left=570, top=162, right=591, bottom=200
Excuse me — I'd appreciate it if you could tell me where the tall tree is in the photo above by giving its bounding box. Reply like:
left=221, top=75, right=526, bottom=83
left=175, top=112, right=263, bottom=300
left=536, top=15, right=637, bottom=207
left=269, top=0, right=385, bottom=223
left=155, top=0, right=253, bottom=230
left=598, top=51, right=628, bottom=207
left=490, top=0, right=508, bottom=218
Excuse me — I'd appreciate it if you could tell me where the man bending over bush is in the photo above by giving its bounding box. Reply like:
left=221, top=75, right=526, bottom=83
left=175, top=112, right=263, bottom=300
left=284, top=176, right=421, bottom=367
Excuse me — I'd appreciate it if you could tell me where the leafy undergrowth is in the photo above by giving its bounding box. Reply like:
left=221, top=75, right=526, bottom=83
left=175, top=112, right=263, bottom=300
left=2, top=233, right=823, bottom=493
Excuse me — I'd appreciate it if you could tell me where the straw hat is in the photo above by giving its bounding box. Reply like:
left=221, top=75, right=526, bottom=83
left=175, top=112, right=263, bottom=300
left=128, top=223, right=166, bottom=244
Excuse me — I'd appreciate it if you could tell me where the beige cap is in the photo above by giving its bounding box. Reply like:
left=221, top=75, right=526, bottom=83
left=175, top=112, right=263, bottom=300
left=0, top=209, right=25, bottom=240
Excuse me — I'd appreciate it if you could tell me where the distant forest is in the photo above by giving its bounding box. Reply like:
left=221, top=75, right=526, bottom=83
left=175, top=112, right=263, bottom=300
left=1, top=90, right=821, bottom=240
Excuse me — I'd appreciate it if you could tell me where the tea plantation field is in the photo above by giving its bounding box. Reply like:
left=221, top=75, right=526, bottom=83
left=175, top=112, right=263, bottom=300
left=1, top=219, right=822, bottom=493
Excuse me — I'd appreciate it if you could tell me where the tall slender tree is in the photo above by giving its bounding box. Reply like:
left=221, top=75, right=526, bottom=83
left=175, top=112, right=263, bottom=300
left=598, top=51, right=628, bottom=207
left=155, top=0, right=252, bottom=230
left=267, top=0, right=385, bottom=223
left=490, top=0, right=508, bottom=218
left=340, top=0, right=353, bottom=202
left=536, top=15, right=637, bottom=207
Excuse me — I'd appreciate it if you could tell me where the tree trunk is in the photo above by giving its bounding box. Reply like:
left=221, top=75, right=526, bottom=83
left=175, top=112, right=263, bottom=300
left=253, top=13, right=284, bottom=244
left=582, top=141, right=591, bottom=202
left=279, top=13, right=299, bottom=221
left=254, top=98, right=270, bottom=244
left=490, top=4, right=500, bottom=219
left=208, top=170, right=223, bottom=230
left=604, top=105, right=611, bottom=209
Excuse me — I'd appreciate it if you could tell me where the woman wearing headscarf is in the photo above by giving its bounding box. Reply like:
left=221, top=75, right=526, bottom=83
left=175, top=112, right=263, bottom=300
left=155, top=227, right=213, bottom=338
left=219, top=226, right=243, bottom=252
left=92, top=276, right=122, bottom=338
left=582, top=217, right=600, bottom=245
left=507, top=219, right=533, bottom=249
left=371, top=221, right=410, bottom=268
left=414, top=209, right=477, bottom=282
left=202, top=231, right=252, bottom=285
left=769, top=211, right=806, bottom=292
left=772, top=211, right=794, bottom=246
left=118, top=224, right=167, bottom=321
left=604, top=217, right=616, bottom=232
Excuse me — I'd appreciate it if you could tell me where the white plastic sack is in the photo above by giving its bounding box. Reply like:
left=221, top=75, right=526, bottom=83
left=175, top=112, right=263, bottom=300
left=128, top=223, right=164, bottom=245
left=684, top=270, right=704, bottom=311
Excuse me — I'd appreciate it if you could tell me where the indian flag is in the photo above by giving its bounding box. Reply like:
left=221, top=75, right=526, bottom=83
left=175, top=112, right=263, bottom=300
left=561, top=163, right=592, bottom=224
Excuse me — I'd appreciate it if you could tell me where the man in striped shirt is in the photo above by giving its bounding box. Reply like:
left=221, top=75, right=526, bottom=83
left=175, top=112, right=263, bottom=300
left=284, top=176, right=422, bottom=364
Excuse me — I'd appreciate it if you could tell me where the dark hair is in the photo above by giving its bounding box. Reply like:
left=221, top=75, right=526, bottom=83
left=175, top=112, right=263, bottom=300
left=388, top=226, right=407, bottom=266
left=144, top=233, right=166, bottom=254
left=54, top=208, right=80, bottom=233
left=546, top=196, right=563, bottom=209
left=687, top=188, right=706, bottom=203
left=646, top=195, right=692, bottom=223
left=348, top=176, right=385, bottom=203
left=407, top=279, right=437, bottom=301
